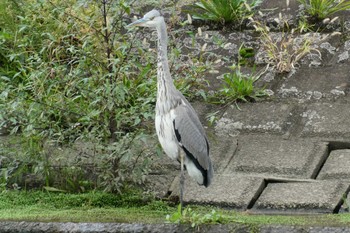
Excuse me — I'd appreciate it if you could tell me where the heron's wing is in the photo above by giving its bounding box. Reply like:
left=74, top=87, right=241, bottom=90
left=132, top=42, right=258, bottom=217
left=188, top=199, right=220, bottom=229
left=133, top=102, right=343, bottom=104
left=172, top=100, right=210, bottom=171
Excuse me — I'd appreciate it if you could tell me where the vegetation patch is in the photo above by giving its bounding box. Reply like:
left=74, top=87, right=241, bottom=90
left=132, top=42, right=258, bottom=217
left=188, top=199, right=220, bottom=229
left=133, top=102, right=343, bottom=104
left=0, top=0, right=208, bottom=194
left=0, top=190, right=350, bottom=229
left=211, top=65, right=267, bottom=104
left=299, top=0, right=350, bottom=20
left=188, top=0, right=262, bottom=25
left=1, top=190, right=350, bottom=227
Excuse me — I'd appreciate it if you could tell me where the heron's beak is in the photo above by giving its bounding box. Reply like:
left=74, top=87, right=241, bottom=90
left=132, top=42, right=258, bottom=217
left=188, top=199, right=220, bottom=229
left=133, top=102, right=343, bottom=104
left=126, top=18, right=148, bottom=28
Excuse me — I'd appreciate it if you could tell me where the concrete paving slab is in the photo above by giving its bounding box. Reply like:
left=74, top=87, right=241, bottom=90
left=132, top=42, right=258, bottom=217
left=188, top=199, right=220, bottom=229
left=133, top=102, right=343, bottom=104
left=317, top=149, right=350, bottom=180
left=225, top=135, right=328, bottom=179
left=301, top=102, right=350, bottom=138
left=253, top=181, right=349, bottom=214
left=277, top=66, right=350, bottom=101
left=210, top=136, right=238, bottom=173
left=215, top=102, right=295, bottom=136
left=170, top=175, right=265, bottom=209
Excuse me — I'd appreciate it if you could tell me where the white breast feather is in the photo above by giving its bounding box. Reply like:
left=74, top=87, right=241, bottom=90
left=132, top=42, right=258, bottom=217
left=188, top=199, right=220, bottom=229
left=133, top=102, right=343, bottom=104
left=155, top=109, right=179, bottom=160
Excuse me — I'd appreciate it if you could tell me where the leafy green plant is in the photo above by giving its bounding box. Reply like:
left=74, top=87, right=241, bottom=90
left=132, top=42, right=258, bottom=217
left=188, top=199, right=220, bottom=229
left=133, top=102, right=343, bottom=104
left=0, top=0, right=158, bottom=192
left=166, top=205, right=241, bottom=228
left=0, top=0, right=206, bottom=193
left=297, top=17, right=315, bottom=33
left=97, top=133, right=153, bottom=193
left=206, top=110, right=220, bottom=126
left=238, top=44, right=255, bottom=66
left=189, top=0, right=262, bottom=25
left=207, top=64, right=266, bottom=125
left=213, top=65, right=266, bottom=104
left=299, top=0, right=350, bottom=20
left=239, top=47, right=255, bottom=59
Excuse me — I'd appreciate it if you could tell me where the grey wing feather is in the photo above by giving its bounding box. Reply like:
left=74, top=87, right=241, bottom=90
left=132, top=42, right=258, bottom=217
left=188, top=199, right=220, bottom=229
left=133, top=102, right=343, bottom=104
left=173, top=102, right=210, bottom=170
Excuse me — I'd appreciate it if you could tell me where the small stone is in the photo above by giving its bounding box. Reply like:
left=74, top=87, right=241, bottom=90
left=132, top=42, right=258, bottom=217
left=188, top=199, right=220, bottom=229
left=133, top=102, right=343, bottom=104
left=278, top=85, right=300, bottom=98
left=223, top=42, right=232, bottom=49
left=265, top=89, right=274, bottom=96
left=344, top=40, right=350, bottom=50
left=330, top=89, right=345, bottom=96
left=313, top=91, right=322, bottom=99
left=320, top=42, right=336, bottom=54
left=338, top=51, right=349, bottom=63
left=263, top=71, right=276, bottom=82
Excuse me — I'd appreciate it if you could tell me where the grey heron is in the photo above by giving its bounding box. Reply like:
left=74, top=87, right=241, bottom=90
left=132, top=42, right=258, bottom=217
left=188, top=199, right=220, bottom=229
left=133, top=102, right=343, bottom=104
left=127, top=10, right=213, bottom=211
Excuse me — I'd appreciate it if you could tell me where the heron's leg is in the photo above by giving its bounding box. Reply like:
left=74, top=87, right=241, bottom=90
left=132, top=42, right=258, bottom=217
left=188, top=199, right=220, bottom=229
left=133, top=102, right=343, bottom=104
left=180, top=151, right=185, bottom=214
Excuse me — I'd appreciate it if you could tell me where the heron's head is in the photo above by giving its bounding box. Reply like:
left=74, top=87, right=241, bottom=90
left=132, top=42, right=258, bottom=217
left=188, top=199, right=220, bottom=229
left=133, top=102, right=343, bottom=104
left=126, top=10, right=163, bottom=28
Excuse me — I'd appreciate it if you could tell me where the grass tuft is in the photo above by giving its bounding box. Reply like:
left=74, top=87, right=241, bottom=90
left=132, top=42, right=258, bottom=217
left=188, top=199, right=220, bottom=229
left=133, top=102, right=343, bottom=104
left=299, top=0, right=350, bottom=20
left=188, top=0, right=262, bottom=25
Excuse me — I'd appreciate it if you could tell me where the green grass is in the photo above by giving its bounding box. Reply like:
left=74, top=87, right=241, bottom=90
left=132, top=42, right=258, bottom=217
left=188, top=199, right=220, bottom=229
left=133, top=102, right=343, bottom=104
left=0, top=190, right=171, bottom=223
left=299, top=0, right=350, bottom=20
left=188, top=0, right=262, bottom=25
left=0, top=206, right=168, bottom=223
left=166, top=205, right=350, bottom=228
left=1, top=190, right=350, bottom=227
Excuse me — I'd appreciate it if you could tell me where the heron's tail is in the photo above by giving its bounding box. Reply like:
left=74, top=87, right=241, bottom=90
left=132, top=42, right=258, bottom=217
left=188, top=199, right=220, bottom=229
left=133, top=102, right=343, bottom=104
left=184, top=155, right=213, bottom=187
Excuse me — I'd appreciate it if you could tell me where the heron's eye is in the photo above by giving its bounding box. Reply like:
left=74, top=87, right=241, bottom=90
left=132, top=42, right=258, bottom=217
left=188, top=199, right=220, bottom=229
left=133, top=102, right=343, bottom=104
left=150, top=16, right=155, bottom=20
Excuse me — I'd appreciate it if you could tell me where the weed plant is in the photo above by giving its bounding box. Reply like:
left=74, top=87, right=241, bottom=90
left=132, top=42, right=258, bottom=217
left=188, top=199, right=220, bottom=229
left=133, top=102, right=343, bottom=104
left=238, top=44, right=255, bottom=66
left=189, top=0, right=262, bottom=25
left=166, top=205, right=241, bottom=228
left=297, top=17, right=315, bottom=33
left=299, top=0, right=350, bottom=20
left=251, top=18, right=321, bottom=73
left=213, top=65, right=266, bottom=104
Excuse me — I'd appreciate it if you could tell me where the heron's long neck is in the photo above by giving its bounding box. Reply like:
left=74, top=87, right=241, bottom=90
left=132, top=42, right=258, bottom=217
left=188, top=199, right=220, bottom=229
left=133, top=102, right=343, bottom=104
left=156, top=21, right=172, bottom=83
left=155, top=20, right=178, bottom=113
